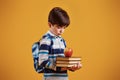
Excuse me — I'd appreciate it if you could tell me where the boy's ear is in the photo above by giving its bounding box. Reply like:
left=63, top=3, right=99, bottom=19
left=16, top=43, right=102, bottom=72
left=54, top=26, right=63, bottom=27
left=48, top=22, right=52, bottom=27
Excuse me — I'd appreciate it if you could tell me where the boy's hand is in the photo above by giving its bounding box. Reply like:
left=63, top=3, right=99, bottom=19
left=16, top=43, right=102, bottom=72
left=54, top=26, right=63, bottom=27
left=60, top=62, right=82, bottom=71
left=68, top=62, right=82, bottom=71
left=61, top=67, right=68, bottom=71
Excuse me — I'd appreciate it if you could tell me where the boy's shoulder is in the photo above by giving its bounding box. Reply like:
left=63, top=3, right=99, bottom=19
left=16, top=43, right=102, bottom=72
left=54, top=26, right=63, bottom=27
left=42, top=32, right=53, bottom=40
left=40, top=33, right=54, bottom=45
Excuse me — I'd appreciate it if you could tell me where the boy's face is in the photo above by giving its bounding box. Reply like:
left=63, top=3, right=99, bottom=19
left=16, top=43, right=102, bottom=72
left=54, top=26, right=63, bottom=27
left=49, top=23, right=66, bottom=36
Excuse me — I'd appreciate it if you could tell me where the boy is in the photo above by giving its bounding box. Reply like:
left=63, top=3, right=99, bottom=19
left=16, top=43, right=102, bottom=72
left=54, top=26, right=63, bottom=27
left=39, top=7, right=82, bottom=80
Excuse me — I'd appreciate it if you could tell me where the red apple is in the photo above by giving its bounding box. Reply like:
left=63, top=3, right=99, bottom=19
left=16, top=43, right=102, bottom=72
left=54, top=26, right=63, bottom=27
left=64, top=48, right=73, bottom=57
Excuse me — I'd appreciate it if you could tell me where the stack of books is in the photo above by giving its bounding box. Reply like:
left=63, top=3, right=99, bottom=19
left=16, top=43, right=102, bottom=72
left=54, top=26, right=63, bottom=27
left=56, top=57, right=81, bottom=67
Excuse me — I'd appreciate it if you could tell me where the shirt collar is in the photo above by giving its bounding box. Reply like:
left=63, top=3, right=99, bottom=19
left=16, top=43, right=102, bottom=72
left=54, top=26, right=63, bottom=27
left=47, top=31, right=61, bottom=38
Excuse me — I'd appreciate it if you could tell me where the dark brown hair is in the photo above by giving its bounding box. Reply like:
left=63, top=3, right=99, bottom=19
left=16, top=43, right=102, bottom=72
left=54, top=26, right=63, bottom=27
left=48, top=7, right=70, bottom=27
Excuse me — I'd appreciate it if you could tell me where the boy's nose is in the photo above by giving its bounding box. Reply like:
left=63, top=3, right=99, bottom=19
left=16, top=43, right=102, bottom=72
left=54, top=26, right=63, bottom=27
left=60, top=29, right=63, bottom=32
left=59, top=30, right=62, bottom=33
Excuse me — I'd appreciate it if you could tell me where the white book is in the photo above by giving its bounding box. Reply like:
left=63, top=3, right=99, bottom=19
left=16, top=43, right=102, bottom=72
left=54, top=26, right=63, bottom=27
left=56, top=60, right=80, bottom=64
left=56, top=63, right=75, bottom=67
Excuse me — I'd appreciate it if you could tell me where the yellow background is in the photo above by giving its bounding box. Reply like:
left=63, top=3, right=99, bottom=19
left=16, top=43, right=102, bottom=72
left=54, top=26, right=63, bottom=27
left=0, top=0, right=120, bottom=80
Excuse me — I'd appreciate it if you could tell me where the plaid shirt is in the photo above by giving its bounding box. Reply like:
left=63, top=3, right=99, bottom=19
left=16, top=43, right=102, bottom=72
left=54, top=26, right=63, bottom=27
left=39, top=31, right=68, bottom=80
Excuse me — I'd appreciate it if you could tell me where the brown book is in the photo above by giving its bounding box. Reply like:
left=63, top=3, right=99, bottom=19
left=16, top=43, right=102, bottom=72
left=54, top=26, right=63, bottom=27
left=56, top=57, right=81, bottom=61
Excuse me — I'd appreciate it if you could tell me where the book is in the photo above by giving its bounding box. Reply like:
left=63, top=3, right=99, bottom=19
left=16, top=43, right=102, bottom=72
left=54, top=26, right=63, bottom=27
left=56, top=57, right=81, bottom=67
left=56, top=63, right=75, bottom=67
left=56, top=57, right=81, bottom=61
left=56, top=60, right=80, bottom=64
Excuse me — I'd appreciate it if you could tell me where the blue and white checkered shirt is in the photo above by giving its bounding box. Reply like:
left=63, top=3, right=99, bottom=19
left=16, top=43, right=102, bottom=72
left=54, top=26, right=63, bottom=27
left=39, top=31, right=68, bottom=80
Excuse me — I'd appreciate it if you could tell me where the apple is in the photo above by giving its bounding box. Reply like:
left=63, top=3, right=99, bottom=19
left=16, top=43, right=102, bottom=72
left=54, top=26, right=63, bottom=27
left=64, top=48, right=73, bottom=57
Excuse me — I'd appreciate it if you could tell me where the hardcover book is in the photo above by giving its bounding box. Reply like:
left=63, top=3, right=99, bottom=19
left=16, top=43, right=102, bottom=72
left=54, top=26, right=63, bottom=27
left=56, top=57, right=81, bottom=67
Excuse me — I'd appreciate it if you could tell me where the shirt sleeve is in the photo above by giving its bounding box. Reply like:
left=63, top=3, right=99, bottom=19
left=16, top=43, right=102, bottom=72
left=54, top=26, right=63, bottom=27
left=38, top=38, right=56, bottom=70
